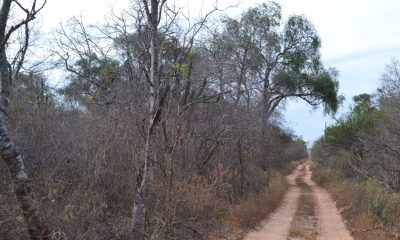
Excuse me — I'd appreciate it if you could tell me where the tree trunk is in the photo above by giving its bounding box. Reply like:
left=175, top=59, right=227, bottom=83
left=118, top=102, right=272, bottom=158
left=132, top=125, right=157, bottom=240
left=0, top=51, right=44, bottom=240
left=234, top=48, right=248, bottom=107
left=0, top=1, right=44, bottom=235
left=132, top=1, right=161, bottom=239
left=262, top=68, right=272, bottom=123
left=0, top=114, right=44, bottom=240
left=259, top=68, right=273, bottom=166
left=237, top=131, right=245, bottom=196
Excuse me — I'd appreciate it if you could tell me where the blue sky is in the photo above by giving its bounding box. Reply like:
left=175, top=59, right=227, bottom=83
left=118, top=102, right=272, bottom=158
left=40, top=0, right=400, bottom=144
left=275, top=0, right=400, bottom=144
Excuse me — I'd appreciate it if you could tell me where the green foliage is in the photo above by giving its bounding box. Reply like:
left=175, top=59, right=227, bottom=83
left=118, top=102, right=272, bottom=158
left=219, top=1, right=341, bottom=116
left=319, top=93, right=382, bottom=149
left=12, top=72, right=54, bottom=108
left=294, top=136, right=307, bottom=148
left=243, top=2, right=282, bottom=30
left=311, top=69, right=342, bottom=114
left=171, top=62, right=189, bottom=76
left=59, top=54, right=122, bottom=103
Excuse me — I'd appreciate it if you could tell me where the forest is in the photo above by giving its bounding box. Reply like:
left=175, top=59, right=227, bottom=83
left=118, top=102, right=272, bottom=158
left=0, top=0, right=398, bottom=240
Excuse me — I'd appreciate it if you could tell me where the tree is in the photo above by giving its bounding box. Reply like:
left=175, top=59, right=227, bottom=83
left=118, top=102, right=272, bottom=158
left=322, top=93, right=379, bottom=150
left=59, top=54, right=122, bottom=104
left=217, top=2, right=341, bottom=121
left=378, top=58, right=400, bottom=105
left=55, top=16, right=123, bottom=105
left=130, top=1, right=223, bottom=238
left=14, top=71, right=54, bottom=109
left=131, top=1, right=166, bottom=239
left=0, top=0, right=47, bottom=239
left=47, top=1, right=336, bottom=238
left=312, top=92, right=390, bottom=188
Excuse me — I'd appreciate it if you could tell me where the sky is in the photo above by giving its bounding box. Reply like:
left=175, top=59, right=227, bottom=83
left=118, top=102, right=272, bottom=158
left=37, top=0, right=400, bottom=145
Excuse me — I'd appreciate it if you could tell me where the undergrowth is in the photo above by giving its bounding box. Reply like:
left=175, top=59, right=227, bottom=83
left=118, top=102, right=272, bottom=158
left=312, top=163, right=400, bottom=240
left=227, top=171, right=288, bottom=230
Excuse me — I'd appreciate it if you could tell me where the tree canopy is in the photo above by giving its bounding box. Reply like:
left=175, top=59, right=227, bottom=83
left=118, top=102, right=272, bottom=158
left=213, top=2, right=342, bottom=120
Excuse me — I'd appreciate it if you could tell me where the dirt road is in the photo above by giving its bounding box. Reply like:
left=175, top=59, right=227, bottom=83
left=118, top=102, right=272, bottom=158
left=244, top=162, right=353, bottom=240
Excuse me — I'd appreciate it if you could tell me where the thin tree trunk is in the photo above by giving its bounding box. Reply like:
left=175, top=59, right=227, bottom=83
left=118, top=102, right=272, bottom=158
left=132, top=1, right=162, bottom=239
left=237, top=131, right=245, bottom=196
left=262, top=68, right=272, bottom=123
left=234, top=49, right=248, bottom=107
left=132, top=125, right=157, bottom=240
left=260, top=68, right=272, bottom=166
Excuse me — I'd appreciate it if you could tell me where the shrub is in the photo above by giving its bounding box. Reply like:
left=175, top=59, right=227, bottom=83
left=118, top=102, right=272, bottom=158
left=328, top=179, right=400, bottom=239
left=227, top=171, right=288, bottom=229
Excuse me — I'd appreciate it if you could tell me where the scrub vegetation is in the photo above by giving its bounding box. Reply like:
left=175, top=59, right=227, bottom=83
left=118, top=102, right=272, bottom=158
left=0, top=0, right=339, bottom=239
left=312, top=59, right=400, bottom=240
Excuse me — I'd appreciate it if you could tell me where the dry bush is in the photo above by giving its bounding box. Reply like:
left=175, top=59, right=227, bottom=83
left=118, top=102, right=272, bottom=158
left=312, top=137, right=400, bottom=240
left=312, top=144, right=400, bottom=240
left=350, top=213, right=391, bottom=240
left=313, top=167, right=400, bottom=240
left=226, top=172, right=288, bottom=230
left=0, top=100, right=139, bottom=239
left=0, top=43, right=307, bottom=239
left=0, top=61, right=312, bottom=240
left=0, top=96, right=301, bottom=239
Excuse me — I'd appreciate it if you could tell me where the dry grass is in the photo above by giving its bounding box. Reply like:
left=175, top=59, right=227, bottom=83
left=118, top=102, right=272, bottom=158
left=207, top=171, right=290, bottom=239
left=296, top=178, right=309, bottom=190
left=349, top=213, right=391, bottom=240
left=227, top=172, right=288, bottom=230
left=289, top=226, right=317, bottom=240
left=288, top=172, right=318, bottom=240
left=329, top=181, right=400, bottom=240
left=313, top=164, right=400, bottom=240
left=289, top=160, right=304, bottom=173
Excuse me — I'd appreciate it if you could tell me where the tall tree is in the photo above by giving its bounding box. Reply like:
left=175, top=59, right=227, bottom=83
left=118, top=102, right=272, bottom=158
left=130, top=0, right=220, bottom=238
left=0, top=0, right=46, bottom=239
left=132, top=1, right=166, bottom=239
left=218, top=2, right=341, bottom=121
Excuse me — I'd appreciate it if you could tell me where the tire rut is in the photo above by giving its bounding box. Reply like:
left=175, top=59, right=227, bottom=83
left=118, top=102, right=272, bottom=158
left=244, top=164, right=303, bottom=240
left=243, top=161, right=353, bottom=240
left=287, top=166, right=318, bottom=240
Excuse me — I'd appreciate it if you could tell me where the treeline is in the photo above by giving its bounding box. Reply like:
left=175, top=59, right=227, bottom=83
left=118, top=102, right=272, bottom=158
left=312, top=59, right=400, bottom=239
left=0, top=1, right=339, bottom=239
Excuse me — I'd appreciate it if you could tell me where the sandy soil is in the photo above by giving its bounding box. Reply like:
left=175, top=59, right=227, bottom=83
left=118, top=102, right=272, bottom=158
left=244, top=165, right=302, bottom=240
left=243, top=162, right=353, bottom=240
left=304, top=164, right=353, bottom=240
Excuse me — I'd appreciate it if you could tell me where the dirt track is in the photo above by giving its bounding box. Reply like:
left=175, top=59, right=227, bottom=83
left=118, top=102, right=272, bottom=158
left=244, top=161, right=353, bottom=240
